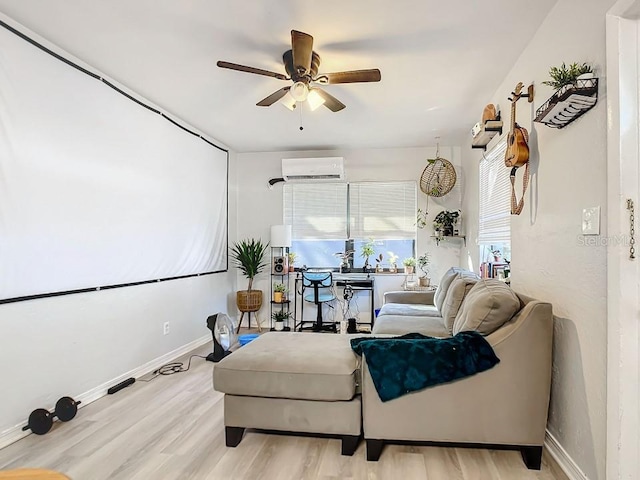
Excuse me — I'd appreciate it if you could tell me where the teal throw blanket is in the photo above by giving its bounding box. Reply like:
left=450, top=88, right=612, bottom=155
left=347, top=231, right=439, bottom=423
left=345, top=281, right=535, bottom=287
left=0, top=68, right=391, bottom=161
left=350, top=332, right=499, bottom=402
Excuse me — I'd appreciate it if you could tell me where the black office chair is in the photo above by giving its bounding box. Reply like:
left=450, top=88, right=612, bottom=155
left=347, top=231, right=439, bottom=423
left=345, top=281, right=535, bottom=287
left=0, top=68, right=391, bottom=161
left=301, top=271, right=336, bottom=332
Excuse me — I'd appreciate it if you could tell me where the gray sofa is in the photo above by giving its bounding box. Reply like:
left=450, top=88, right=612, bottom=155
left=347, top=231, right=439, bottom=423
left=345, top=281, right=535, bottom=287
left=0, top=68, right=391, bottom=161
left=213, top=267, right=553, bottom=470
left=366, top=268, right=553, bottom=468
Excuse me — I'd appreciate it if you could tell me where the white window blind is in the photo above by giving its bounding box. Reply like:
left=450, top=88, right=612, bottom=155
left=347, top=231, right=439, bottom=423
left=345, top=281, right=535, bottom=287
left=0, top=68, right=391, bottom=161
left=349, top=181, right=417, bottom=240
left=478, top=138, right=511, bottom=244
left=283, top=183, right=348, bottom=239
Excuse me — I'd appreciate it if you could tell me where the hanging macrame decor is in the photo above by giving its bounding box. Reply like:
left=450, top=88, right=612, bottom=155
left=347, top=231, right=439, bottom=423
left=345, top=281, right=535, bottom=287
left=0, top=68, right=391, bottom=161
left=420, top=144, right=457, bottom=198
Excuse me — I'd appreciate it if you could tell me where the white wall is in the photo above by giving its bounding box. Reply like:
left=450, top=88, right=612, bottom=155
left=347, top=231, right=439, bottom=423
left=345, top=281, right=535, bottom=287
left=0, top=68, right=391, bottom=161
left=235, top=146, right=465, bottom=328
left=461, top=1, right=616, bottom=478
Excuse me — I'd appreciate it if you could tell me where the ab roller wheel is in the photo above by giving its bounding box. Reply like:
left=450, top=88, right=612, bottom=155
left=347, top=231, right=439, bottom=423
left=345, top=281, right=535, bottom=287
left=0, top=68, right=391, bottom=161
left=22, top=396, right=81, bottom=435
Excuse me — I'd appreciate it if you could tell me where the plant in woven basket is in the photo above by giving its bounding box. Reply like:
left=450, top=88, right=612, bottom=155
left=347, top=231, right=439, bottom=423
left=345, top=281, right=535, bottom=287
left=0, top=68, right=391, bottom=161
left=542, top=62, right=593, bottom=91
left=230, top=238, right=269, bottom=323
left=230, top=238, right=269, bottom=291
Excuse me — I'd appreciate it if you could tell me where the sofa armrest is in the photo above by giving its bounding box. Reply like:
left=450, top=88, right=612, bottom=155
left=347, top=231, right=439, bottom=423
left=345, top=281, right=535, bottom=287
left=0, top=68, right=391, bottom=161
left=383, top=290, right=435, bottom=305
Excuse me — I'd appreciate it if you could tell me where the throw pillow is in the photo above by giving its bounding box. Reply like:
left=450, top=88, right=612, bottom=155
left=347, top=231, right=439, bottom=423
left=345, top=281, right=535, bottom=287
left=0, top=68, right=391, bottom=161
left=441, top=277, right=478, bottom=333
left=434, top=268, right=480, bottom=313
left=434, top=267, right=463, bottom=312
left=452, top=279, right=521, bottom=336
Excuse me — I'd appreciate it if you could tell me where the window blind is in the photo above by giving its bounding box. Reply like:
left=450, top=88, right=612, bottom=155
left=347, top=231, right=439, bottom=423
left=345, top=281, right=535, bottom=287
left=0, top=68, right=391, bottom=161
left=283, top=183, right=348, bottom=239
left=478, top=138, right=511, bottom=244
left=349, top=181, right=417, bottom=240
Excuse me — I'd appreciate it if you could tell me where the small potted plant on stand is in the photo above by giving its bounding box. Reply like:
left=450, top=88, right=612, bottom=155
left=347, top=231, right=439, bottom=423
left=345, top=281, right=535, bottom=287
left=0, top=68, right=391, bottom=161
left=403, top=257, right=416, bottom=274
left=287, top=252, right=297, bottom=272
left=417, top=252, right=431, bottom=287
left=272, top=310, right=291, bottom=332
left=273, top=283, right=286, bottom=303
left=374, top=253, right=384, bottom=273
left=334, top=250, right=354, bottom=273
left=361, top=239, right=376, bottom=273
left=388, top=252, right=399, bottom=273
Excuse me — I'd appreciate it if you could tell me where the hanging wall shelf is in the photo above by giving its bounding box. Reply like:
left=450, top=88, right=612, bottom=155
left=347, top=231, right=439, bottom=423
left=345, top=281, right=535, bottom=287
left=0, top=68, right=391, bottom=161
left=471, top=118, right=503, bottom=150
left=533, top=78, right=598, bottom=129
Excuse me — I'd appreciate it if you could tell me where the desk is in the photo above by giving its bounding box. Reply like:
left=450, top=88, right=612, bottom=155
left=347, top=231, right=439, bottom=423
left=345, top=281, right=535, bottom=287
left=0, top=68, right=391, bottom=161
left=293, top=274, right=375, bottom=332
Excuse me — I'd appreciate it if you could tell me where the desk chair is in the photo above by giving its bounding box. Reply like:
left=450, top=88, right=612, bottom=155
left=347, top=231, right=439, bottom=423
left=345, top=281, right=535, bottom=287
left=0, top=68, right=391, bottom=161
left=302, top=271, right=336, bottom=332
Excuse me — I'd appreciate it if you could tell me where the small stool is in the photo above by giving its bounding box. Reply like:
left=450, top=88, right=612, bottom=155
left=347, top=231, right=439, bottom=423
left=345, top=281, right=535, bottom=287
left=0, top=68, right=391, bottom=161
left=213, top=332, right=362, bottom=455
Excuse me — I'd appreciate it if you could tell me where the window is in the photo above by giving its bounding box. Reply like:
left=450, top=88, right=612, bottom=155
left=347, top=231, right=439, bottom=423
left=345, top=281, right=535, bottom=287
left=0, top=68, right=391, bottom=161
left=478, top=138, right=511, bottom=276
left=283, top=181, right=417, bottom=269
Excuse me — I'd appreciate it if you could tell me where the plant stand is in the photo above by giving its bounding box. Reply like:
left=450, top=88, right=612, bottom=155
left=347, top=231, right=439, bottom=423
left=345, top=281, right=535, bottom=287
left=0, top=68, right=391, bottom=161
left=236, top=290, right=263, bottom=333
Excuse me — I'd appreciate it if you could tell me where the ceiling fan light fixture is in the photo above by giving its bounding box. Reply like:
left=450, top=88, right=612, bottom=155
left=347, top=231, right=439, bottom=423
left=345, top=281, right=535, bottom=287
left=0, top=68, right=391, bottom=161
left=281, top=94, right=297, bottom=111
left=307, top=89, right=326, bottom=111
left=289, top=81, right=309, bottom=102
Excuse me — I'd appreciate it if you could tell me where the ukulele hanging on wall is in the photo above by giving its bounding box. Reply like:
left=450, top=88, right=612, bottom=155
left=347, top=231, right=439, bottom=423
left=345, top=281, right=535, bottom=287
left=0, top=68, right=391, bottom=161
left=505, top=82, right=534, bottom=215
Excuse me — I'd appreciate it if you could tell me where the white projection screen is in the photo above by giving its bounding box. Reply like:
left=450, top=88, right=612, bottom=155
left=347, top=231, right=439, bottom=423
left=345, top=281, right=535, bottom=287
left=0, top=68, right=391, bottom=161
left=0, top=21, right=228, bottom=303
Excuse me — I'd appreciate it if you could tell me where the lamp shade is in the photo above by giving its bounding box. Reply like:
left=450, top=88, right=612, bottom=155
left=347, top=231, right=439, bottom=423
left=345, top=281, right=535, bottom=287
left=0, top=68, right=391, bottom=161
left=270, top=225, right=292, bottom=247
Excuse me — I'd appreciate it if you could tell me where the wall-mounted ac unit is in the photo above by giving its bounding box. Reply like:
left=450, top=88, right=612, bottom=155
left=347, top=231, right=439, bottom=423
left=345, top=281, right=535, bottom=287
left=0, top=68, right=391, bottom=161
left=281, top=157, right=345, bottom=182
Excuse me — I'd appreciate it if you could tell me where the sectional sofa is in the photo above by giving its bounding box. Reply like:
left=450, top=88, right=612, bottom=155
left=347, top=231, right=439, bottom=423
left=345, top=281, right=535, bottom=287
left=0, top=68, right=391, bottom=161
left=213, top=267, right=553, bottom=469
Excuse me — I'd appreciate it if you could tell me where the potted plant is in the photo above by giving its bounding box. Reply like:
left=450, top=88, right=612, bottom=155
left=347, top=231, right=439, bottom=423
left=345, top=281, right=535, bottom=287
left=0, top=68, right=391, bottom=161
left=273, top=283, right=287, bottom=303
left=403, top=257, right=416, bottom=274
left=433, top=210, right=460, bottom=237
left=287, top=251, right=297, bottom=272
left=334, top=250, right=354, bottom=273
left=417, top=252, right=431, bottom=287
left=388, top=251, right=399, bottom=273
left=272, top=310, right=291, bottom=332
left=374, top=253, right=384, bottom=273
left=416, top=208, right=428, bottom=229
left=542, top=62, right=593, bottom=93
left=361, top=238, right=376, bottom=273
left=230, top=238, right=269, bottom=332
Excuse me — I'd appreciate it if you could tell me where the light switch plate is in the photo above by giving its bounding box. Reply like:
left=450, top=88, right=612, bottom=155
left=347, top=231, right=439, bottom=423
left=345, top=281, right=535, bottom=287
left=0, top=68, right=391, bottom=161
left=582, top=206, right=600, bottom=235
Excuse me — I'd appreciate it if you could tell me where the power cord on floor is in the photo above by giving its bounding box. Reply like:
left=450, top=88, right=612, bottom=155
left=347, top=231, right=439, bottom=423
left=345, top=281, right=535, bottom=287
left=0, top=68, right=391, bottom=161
left=138, top=354, right=208, bottom=383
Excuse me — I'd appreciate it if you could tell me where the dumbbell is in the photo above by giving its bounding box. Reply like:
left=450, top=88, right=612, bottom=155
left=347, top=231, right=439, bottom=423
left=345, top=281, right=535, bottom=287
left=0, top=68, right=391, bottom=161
left=22, top=397, right=81, bottom=435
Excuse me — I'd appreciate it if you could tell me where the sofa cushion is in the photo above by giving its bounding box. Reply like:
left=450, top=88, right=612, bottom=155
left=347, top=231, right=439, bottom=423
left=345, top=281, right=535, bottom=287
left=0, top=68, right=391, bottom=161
left=452, top=279, right=520, bottom=335
left=434, top=268, right=479, bottom=312
left=371, top=315, right=451, bottom=338
left=441, top=277, right=478, bottom=333
left=378, top=303, right=440, bottom=318
left=213, top=332, right=359, bottom=401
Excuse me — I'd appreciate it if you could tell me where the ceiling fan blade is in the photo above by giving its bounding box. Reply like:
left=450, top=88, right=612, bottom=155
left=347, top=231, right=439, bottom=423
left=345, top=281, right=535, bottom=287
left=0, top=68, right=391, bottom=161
left=256, top=87, right=291, bottom=106
left=291, top=30, right=313, bottom=75
left=318, top=69, right=382, bottom=84
left=217, top=61, right=288, bottom=80
left=312, top=87, right=346, bottom=112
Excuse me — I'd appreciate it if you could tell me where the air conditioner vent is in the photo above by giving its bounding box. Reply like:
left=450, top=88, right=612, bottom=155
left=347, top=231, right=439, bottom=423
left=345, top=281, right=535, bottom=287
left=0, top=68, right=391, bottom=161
left=281, top=157, right=345, bottom=182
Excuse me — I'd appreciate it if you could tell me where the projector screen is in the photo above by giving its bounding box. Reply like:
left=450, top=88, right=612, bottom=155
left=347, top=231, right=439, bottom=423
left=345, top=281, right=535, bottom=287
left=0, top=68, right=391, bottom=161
left=0, top=20, right=228, bottom=303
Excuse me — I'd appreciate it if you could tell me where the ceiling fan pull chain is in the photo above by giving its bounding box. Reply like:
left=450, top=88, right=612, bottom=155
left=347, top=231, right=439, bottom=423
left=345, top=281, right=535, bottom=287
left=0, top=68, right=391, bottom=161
left=299, top=103, right=304, bottom=131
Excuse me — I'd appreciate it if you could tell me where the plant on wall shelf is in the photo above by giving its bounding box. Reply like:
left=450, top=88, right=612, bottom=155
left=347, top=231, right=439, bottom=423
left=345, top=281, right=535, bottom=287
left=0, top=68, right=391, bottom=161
left=542, top=62, right=593, bottom=91
left=433, top=210, right=460, bottom=236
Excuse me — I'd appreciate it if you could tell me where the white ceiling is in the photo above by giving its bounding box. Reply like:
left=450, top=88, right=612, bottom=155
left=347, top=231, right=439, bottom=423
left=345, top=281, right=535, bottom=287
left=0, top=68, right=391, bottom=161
left=0, top=0, right=558, bottom=153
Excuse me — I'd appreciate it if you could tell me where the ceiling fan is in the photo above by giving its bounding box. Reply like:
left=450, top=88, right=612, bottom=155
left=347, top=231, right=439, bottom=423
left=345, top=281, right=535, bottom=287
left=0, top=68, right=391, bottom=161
left=217, top=30, right=381, bottom=112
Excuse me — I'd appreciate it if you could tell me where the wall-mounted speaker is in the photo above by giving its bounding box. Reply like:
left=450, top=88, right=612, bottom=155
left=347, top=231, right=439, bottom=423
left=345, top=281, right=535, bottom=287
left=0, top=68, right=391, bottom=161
left=272, top=256, right=287, bottom=275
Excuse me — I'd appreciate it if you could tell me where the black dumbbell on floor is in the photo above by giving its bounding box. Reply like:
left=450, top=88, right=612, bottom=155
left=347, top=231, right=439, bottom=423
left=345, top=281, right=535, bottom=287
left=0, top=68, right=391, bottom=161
left=22, top=397, right=81, bottom=435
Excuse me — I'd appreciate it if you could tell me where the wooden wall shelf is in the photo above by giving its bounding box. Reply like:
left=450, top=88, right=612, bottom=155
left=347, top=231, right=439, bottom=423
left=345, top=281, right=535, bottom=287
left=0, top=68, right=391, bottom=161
left=431, top=235, right=466, bottom=246
left=471, top=120, right=503, bottom=150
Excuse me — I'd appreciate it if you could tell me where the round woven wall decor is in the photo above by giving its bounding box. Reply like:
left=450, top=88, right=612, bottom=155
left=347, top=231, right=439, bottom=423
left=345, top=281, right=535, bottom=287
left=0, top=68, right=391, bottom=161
left=419, top=157, right=457, bottom=197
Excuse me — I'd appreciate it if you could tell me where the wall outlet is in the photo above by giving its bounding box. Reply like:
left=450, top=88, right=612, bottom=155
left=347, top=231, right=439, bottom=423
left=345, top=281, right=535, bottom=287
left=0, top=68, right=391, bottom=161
left=163, top=322, right=170, bottom=335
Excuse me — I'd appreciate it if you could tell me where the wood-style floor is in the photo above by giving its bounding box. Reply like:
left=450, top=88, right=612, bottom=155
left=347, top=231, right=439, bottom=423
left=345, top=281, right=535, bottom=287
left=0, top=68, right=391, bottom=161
left=0, top=340, right=570, bottom=480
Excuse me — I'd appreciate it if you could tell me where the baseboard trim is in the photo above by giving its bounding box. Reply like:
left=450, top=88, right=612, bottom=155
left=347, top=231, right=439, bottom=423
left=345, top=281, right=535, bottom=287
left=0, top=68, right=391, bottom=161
left=0, top=334, right=211, bottom=450
left=544, top=430, right=589, bottom=480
